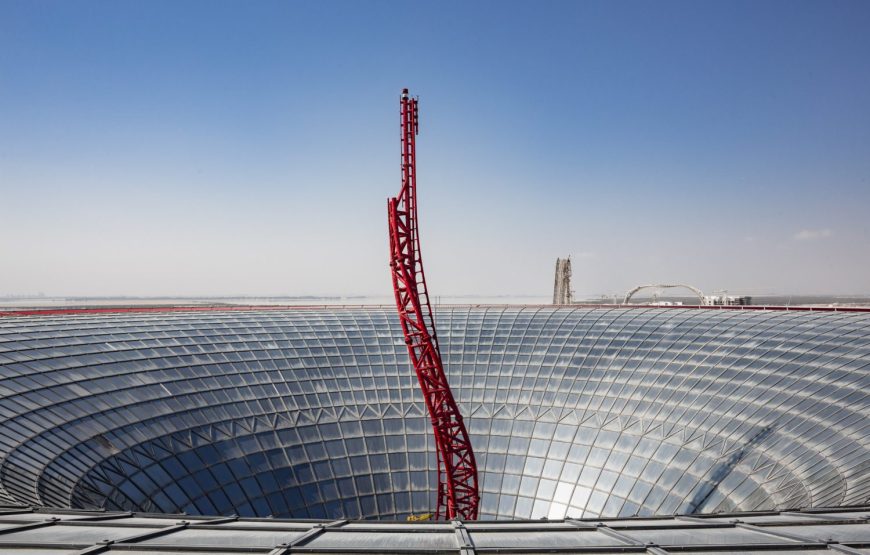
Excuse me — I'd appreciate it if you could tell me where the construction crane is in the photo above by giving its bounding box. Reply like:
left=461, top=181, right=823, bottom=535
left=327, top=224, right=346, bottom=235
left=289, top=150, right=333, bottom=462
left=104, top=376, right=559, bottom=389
left=387, top=88, right=480, bottom=520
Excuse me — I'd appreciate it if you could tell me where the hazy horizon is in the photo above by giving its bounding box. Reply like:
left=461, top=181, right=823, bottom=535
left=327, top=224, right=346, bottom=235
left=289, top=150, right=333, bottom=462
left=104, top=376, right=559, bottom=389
left=3, top=1, right=869, bottom=298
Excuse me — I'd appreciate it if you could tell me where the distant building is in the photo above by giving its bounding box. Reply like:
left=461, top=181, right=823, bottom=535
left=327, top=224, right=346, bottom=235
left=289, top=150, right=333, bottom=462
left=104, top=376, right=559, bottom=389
left=703, top=294, right=752, bottom=306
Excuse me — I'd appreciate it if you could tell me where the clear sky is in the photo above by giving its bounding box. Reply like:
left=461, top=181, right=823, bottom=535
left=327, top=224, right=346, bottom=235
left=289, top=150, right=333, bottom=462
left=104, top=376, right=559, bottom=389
left=2, top=0, right=869, bottom=298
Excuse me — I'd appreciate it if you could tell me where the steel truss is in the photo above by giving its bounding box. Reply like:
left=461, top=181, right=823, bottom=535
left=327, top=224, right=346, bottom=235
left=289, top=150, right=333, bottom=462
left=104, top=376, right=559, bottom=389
left=387, top=89, right=480, bottom=520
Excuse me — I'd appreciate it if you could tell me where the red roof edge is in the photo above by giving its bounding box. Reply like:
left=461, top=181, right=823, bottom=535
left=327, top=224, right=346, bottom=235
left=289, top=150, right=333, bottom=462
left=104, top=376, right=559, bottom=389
left=1, top=303, right=869, bottom=318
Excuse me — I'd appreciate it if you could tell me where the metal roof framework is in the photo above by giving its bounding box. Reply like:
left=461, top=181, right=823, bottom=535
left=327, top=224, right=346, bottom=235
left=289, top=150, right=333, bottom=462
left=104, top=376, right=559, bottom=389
left=1, top=307, right=868, bottom=520
left=0, top=505, right=868, bottom=554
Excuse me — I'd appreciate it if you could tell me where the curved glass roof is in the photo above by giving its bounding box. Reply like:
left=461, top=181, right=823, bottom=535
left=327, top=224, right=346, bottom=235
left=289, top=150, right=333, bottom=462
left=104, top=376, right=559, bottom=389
left=0, top=307, right=867, bottom=521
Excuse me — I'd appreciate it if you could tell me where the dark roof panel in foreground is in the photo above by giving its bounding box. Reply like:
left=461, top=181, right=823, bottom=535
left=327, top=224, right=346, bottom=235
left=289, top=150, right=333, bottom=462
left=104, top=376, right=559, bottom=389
left=0, top=505, right=868, bottom=553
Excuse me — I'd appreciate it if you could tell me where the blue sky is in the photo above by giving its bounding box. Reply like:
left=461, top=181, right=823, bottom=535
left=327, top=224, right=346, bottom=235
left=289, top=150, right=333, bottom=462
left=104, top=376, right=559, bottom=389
left=1, top=0, right=868, bottom=297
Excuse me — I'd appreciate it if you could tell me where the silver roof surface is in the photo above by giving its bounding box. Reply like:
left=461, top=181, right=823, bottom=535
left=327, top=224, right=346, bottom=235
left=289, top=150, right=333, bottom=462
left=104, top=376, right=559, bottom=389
left=0, top=307, right=868, bottom=522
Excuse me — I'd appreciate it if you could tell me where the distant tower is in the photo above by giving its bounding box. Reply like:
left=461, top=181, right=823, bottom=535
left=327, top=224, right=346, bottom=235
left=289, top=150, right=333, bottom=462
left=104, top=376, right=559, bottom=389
left=553, top=257, right=573, bottom=305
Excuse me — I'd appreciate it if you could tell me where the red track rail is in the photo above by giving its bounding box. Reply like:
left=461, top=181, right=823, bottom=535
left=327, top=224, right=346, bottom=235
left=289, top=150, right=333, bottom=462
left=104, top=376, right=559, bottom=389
left=387, top=89, right=480, bottom=520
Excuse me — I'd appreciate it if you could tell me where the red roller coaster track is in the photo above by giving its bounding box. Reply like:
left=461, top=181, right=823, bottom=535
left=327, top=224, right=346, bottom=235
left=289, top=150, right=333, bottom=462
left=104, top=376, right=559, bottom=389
left=387, top=89, right=480, bottom=520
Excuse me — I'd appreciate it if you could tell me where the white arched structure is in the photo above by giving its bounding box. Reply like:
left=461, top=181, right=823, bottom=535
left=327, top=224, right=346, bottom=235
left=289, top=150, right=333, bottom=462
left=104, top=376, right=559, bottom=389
left=623, top=283, right=705, bottom=305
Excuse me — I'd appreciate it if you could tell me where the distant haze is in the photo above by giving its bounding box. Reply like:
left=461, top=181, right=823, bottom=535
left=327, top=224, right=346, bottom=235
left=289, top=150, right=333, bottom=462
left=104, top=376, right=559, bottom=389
left=2, top=1, right=869, bottom=297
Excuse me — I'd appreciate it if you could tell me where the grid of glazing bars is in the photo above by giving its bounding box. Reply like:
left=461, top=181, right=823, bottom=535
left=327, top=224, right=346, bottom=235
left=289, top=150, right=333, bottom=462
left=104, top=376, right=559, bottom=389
left=0, top=307, right=868, bottom=521
left=0, top=505, right=868, bottom=554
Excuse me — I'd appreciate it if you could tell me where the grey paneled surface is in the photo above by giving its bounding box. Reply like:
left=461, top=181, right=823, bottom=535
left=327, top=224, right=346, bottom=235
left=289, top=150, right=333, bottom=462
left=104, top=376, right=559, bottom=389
left=0, top=307, right=868, bottom=520
left=0, top=505, right=867, bottom=554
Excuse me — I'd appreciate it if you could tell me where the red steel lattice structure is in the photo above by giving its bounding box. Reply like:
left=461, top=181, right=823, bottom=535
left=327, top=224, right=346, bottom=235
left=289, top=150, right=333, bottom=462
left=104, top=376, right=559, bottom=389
left=387, top=89, right=480, bottom=520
